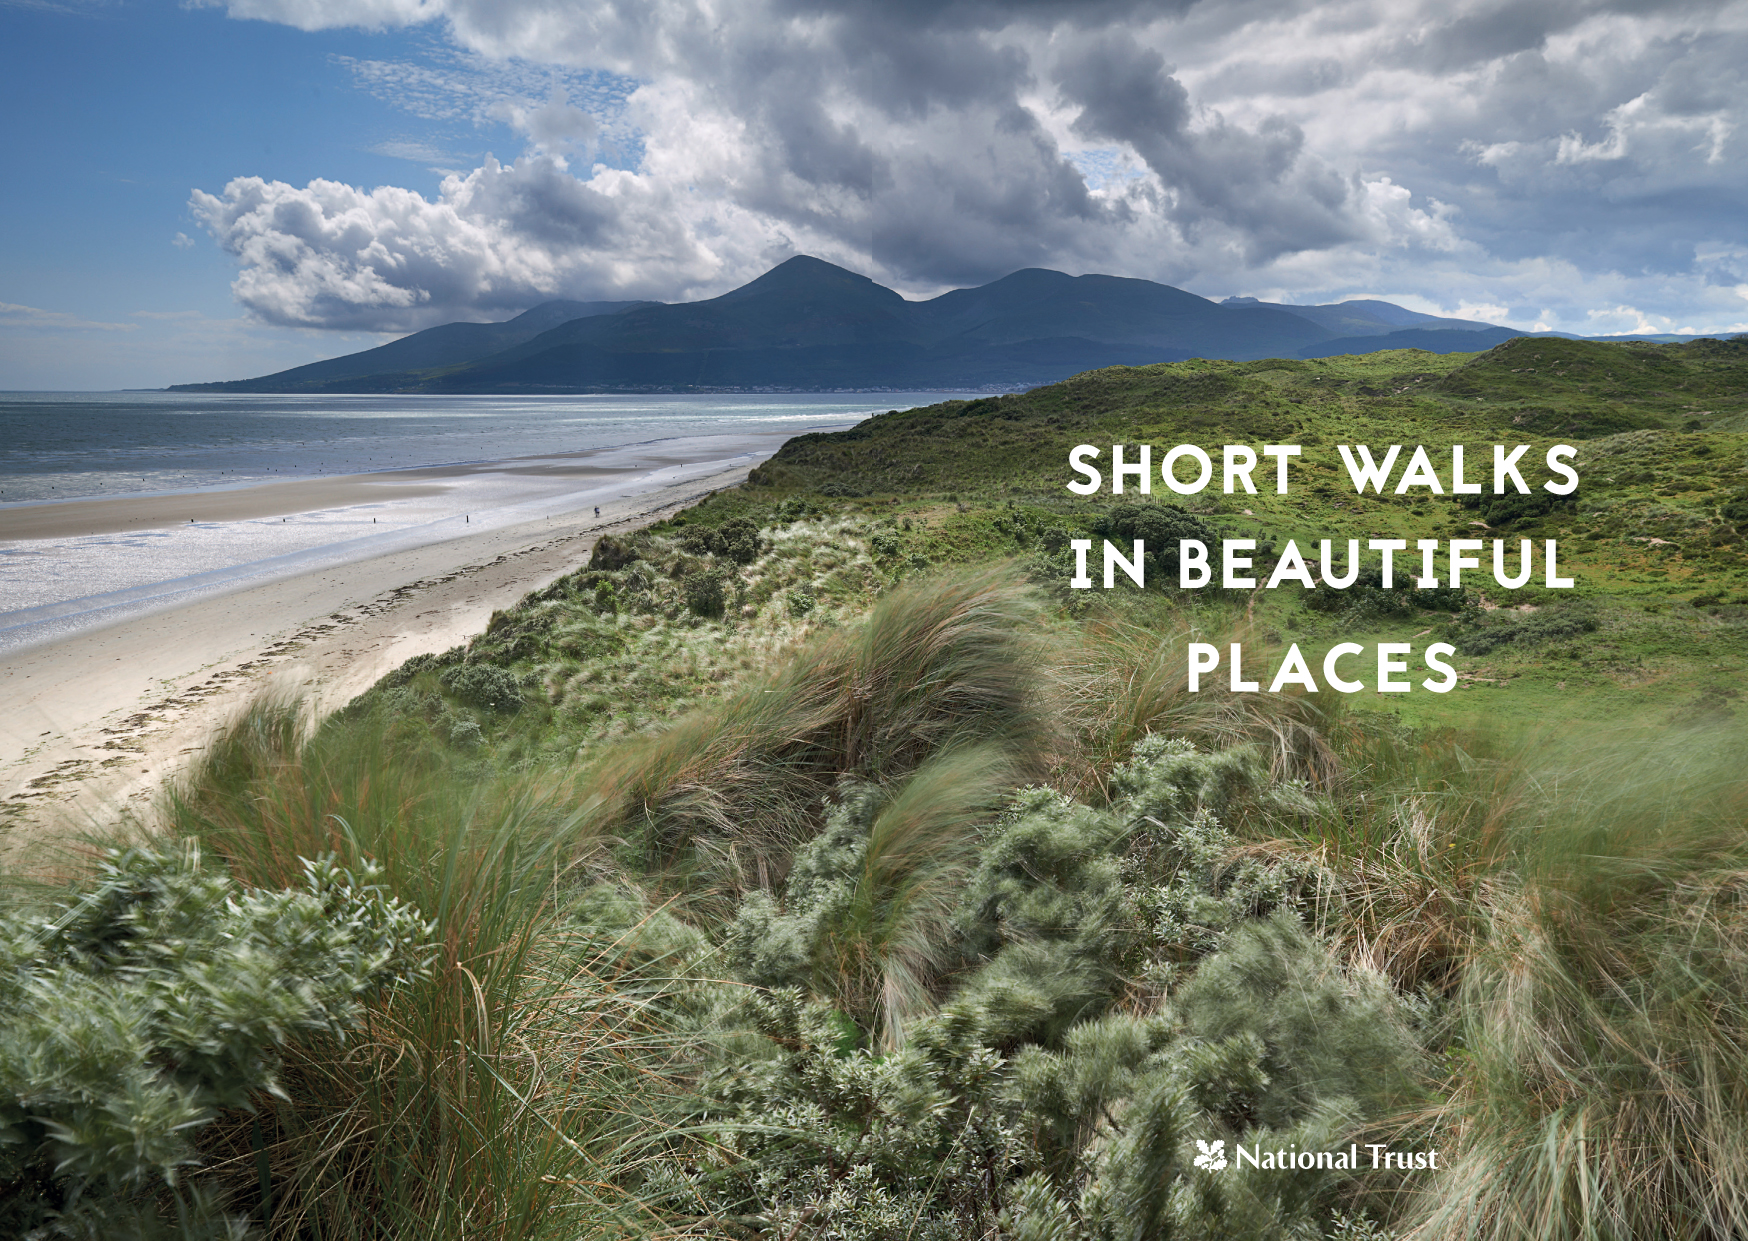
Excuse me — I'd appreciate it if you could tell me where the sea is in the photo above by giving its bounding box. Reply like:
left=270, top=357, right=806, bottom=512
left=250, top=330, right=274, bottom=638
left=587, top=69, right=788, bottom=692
left=0, top=391, right=936, bottom=652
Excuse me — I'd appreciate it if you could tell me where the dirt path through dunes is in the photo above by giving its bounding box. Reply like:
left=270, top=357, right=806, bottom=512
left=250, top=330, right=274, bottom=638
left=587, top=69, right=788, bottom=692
left=0, top=463, right=745, bottom=868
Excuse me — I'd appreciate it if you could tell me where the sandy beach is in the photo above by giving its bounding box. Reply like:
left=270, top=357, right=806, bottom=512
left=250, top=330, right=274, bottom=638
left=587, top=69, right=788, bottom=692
left=0, top=454, right=763, bottom=868
left=0, top=450, right=702, bottom=542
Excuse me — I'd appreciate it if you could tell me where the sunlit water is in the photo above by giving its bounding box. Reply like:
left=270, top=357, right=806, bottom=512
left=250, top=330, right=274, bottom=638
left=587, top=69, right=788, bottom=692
left=0, top=392, right=933, bottom=651
left=0, top=391, right=936, bottom=502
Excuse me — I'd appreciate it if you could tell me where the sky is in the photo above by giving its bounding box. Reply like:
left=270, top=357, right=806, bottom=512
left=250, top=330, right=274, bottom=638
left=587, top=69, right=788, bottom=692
left=2, top=0, right=1746, bottom=390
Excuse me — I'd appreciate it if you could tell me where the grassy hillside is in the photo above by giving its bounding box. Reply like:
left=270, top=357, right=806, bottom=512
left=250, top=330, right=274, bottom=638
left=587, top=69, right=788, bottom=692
left=756, top=335, right=1746, bottom=494
left=741, top=336, right=1748, bottom=732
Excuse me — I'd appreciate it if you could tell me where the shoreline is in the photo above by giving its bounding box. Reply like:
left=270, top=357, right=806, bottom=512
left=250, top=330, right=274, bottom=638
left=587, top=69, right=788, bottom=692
left=0, top=459, right=754, bottom=869
left=0, top=436, right=792, bottom=650
left=0, top=446, right=712, bottom=540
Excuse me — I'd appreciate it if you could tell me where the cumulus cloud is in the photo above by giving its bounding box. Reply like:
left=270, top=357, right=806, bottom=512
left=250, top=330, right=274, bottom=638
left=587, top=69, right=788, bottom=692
left=1054, top=34, right=1359, bottom=262
left=489, top=92, right=598, bottom=157
left=190, top=0, right=1748, bottom=335
left=191, top=158, right=727, bottom=329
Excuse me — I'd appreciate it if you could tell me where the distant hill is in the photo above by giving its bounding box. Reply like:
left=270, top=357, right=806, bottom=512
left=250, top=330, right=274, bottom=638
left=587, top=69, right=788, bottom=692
left=167, top=258, right=1736, bottom=394
left=1220, top=295, right=1499, bottom=337
left=753, top=334, right=1748, bottom=499
left=172, top=300, right=654, bottom=393
left=1296, top=325, right=1531, bottom=358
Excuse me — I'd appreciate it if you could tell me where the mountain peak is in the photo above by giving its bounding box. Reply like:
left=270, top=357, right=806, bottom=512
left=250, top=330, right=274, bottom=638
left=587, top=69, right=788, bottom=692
left=713, top=254, right=890, bottom=304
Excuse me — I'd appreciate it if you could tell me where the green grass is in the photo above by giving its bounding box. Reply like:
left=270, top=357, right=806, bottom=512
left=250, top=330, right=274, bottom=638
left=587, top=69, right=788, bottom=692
left=22, top=571, right=1744, bottom=1241
left=734, top=337, right=1748, bottom=736
left=570, top=563, right=1054, bottom=902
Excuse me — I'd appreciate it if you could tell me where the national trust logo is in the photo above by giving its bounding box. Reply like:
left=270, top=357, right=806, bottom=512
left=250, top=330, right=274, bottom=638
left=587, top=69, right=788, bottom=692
left=1193, top=1140, right=1439, bottom=1173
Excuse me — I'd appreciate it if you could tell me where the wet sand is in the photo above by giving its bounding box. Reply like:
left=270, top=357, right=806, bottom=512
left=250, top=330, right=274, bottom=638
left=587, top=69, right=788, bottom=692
left=0, top=455, right=640, bottom=541
left=0, top=458, right=756, bottom=869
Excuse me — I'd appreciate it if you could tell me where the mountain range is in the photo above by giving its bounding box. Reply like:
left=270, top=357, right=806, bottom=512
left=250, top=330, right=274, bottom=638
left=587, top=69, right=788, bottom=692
left=169, top=256, right=1703, bottom=394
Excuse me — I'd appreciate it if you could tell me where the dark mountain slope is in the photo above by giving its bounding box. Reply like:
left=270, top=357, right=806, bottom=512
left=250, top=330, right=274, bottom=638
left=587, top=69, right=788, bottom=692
left=461, top=256, right=921, bottom=372
left=170, top=257, right=1342, bottom=393
left=1222, top=296, right=1497, bottom=337
left=915, top=269, right=1328, bottom=358
left=427, top=335, right=1195, bottom=394
left=171, top=300, right=652, bottom=393
left=1298, top=325, right=1530, bottom=358
left=188, top=258, right=1734, bottom=395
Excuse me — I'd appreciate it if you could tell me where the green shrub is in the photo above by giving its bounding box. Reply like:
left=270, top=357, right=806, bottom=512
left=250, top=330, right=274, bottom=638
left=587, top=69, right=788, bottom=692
left=775, top=496, right=820, bottom=521
left=0, top=845, right=432, bottom=1239
left=592, top=578, right=618, bottom=615
left=1092, top=504, right=1218, bottom=586
left=1305, top=567, right=1471, bottom=624
left=438, top=663, right=524, bottom=711
left=587, top=534, right=641, bottom=570
left=1447, top=606, right=1598, bottom=656
left=673, top=917, right=1419, bottom=1240
left=682, top=516, right=762, bottom=564
left=682, top=569, right=726, bottom=618
left=1457, top=488, right=1576, bottom=529
left=724, top=747, right=1016, bottom=1047
left=685, top=737, right=1418, bottom=1238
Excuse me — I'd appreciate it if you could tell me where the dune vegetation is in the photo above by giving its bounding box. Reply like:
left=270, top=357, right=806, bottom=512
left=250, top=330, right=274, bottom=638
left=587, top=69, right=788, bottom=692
left=5, top=338, right=1748, bottom=1239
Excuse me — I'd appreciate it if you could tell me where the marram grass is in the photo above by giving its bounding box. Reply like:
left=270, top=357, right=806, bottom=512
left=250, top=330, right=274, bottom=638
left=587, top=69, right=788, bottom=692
left=1403, top=731, right=1748, bottom=1241
left=573, top=563, right=1057, bottom=892
left=157, top=700, right=698, bottom=1240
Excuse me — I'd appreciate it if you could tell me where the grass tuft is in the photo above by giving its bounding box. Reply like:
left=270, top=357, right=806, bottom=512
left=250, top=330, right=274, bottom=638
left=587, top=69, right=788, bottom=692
left=1406, top=732, right=1748, bottom=1241
left=158, top=701, right=693, bottom=1240
left=576, top=564, right=1055, bottom=890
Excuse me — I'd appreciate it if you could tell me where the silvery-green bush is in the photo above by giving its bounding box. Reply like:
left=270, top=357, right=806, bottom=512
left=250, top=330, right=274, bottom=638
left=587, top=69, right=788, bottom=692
left=681, top=739, right=1423, bottom=1239
left=0, top=844, right=433, bottom=1239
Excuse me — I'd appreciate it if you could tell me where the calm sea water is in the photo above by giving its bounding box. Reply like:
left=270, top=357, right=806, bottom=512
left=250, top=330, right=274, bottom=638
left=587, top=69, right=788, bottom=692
left=0, top=391, right=934, bottom=652
left=0, top=391, right=935, bottom=504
